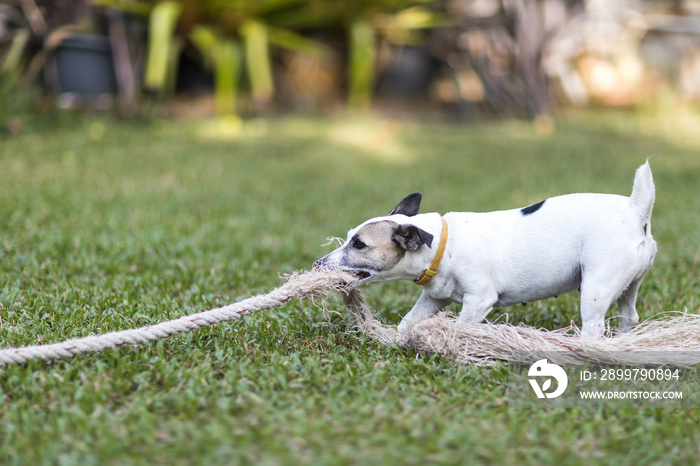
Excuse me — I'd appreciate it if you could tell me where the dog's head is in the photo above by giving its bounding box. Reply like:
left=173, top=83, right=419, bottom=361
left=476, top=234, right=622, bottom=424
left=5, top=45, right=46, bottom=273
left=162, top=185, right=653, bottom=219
left=314, top=193, right=434, bottom=284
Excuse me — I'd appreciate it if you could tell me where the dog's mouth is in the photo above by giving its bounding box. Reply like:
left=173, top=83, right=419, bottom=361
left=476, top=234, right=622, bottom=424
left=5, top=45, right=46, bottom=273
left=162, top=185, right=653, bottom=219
left=314, top=261, right=372, bottom=280
left=352, top=270, right=372, bottom=280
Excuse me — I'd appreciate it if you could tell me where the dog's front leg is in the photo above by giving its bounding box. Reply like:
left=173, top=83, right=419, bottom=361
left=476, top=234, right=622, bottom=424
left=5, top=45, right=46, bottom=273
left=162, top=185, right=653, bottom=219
left=397, top=291, right=450, bottom=332
left=456, top=292, right=498, bottom=324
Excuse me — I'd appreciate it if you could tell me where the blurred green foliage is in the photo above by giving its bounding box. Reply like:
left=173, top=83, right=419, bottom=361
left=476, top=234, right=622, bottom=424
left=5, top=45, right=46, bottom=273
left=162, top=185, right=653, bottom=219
left=0, top=0, right=444, bottom=114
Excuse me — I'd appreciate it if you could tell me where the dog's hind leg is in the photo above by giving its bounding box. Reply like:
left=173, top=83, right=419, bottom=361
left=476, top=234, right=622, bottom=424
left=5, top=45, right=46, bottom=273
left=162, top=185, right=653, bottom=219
left=579, top=274, right=625, bottom=337
left=617, top=277, right=643, bottom=333
left=398, top=291, right=450, bottom=332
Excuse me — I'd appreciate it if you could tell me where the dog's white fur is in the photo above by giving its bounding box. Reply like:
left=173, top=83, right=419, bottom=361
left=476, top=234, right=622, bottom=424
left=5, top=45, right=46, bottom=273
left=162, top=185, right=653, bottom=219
left=317, top=162, right=656, bottom=336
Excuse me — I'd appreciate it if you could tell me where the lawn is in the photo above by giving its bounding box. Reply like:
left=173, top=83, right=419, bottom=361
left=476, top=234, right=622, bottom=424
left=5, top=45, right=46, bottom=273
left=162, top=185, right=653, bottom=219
left=1, top=109, right=700, bottom=464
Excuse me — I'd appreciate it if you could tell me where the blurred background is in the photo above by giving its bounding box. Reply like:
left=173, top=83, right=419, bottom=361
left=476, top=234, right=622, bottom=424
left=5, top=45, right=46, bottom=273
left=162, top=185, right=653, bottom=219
left=1, top=0, right=700, bottom=126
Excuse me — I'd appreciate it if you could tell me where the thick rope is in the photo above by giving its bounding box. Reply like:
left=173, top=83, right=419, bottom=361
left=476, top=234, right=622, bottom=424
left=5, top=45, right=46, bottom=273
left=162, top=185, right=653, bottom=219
left=0, top=269, right=355, bottom=367
left=342, top=288, right=700, bottom=367
left=2, top=269, right=700, bottom=368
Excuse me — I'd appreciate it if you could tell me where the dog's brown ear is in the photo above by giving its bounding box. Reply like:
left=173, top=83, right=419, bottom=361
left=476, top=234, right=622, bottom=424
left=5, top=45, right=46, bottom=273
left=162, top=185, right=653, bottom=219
left=389, top=192, right=422, bottom=217
left=392, top=224, right=433, bottom=251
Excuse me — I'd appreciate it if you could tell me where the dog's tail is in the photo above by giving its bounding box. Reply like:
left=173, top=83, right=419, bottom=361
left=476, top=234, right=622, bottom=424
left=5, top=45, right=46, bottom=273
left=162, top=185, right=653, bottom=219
left=629, top=160, right=655, bottom=233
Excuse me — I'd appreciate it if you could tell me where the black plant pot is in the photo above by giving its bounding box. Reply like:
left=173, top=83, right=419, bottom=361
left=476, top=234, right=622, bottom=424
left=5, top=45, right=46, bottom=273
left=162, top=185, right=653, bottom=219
left=52, top=34, right=118, bottom=95
left=176, top=52, right=214, bottom=94
left=377, top=45, right=438, bottom=97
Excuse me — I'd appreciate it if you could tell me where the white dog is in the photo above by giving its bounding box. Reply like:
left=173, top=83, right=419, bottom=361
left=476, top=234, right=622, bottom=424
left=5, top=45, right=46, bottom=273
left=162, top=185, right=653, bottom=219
left=315, top=162, right=657, bottom=336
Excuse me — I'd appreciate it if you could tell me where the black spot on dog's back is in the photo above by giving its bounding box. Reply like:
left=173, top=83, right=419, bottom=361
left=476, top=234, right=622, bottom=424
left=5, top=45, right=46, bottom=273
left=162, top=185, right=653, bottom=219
left=521, top=200, right=546, bottom=216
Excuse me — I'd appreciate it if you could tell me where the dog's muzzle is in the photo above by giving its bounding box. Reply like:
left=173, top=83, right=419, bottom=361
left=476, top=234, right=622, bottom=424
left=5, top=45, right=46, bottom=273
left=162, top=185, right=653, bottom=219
left=314, top=257, right=372, bottom=280
left=313, top=256, right=330, bottom=270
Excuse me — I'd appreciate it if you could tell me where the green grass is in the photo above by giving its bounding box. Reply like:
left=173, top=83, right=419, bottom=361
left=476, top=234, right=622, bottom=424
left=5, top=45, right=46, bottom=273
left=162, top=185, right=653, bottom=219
left=1, top=109, right=700, bottom=465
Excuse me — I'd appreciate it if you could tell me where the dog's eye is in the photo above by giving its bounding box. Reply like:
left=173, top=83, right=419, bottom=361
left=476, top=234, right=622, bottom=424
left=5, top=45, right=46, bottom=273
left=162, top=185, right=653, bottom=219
left=352, top=238, right=368, bottom=250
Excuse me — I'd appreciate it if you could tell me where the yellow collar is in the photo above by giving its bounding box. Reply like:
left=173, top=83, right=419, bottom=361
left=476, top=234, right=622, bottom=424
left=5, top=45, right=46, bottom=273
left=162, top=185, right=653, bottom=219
left=414, top=217, right=448, bottom=286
